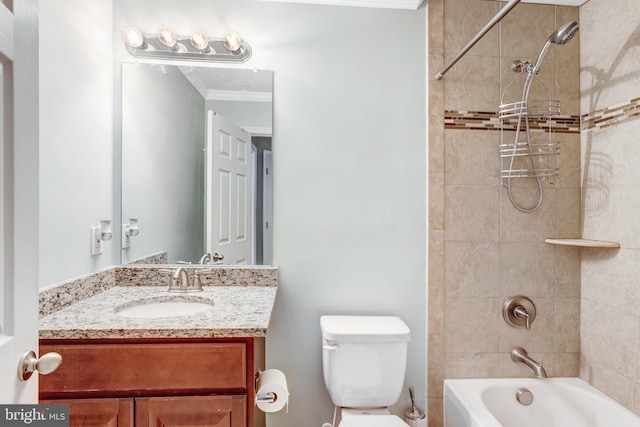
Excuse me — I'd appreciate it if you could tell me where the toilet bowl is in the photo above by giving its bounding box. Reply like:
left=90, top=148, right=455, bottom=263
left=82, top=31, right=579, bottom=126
left=320, top=315, right=412, bottom=427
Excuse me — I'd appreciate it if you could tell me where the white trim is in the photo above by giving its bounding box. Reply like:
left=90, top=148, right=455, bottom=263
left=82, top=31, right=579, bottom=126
left=244, top=126, right=272, bottom=136
left=257, top=0, right=423, bottom=9
left=206, top=90, right=272, bottom=102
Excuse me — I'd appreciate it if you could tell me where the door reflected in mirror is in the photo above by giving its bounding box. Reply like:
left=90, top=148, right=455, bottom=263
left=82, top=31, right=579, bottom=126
left=121, top=63, right=273, bottom=265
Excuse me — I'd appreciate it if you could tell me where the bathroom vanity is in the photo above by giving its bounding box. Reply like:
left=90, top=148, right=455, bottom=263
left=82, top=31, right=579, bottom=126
left=40, top=337, right=261, bottom=427
left=38, top=266, right=278, bottom=427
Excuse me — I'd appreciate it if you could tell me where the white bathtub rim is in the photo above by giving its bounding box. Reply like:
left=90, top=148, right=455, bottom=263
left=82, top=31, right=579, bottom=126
left=443, top=377, right=640, bottom=427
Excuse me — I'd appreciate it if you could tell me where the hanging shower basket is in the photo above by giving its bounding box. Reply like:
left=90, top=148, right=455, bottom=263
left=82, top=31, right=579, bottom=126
left=498, top=80, right=561, bottom=183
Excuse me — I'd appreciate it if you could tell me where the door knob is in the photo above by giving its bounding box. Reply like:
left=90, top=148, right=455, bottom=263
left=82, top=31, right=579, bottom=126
left=17, top=350, right=62, bottom=381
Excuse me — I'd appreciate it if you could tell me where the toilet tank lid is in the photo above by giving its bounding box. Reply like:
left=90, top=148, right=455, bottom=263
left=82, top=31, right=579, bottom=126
left=320, top=315, right=411, bottom=343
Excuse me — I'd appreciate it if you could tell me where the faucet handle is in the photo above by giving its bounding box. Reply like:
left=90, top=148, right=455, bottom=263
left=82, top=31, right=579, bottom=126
left=191, top=268, right=216, bottom=291
left=503, top=296, right=536, bottom=331
left=513, top=305, right=531, bottom=330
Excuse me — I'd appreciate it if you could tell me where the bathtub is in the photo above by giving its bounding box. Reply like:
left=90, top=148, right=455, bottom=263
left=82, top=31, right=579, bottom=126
left=444, top=377, right=640, bottom=427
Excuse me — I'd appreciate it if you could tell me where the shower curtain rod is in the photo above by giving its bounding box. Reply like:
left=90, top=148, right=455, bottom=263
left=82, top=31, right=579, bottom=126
left=434, top=0, right=521, bottom=80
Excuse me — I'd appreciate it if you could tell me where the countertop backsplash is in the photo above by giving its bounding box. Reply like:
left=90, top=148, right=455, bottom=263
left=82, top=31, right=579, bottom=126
left=40, top=264, right=278, bottom=319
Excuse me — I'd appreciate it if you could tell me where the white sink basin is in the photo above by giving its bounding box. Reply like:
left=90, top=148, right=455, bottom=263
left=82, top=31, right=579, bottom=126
left=114, top=295, right=215, bottom=318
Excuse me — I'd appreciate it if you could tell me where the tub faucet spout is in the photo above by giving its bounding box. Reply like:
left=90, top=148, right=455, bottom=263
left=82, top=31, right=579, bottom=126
left=511, top=347, right=547, bottom=378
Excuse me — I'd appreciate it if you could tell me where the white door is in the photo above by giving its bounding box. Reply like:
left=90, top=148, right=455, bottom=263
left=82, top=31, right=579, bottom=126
left=0, top=0, right=41, bottom=403
left=205, top=111, right=253, bottom=265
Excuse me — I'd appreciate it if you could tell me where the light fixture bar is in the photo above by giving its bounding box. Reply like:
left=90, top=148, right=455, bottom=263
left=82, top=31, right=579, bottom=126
left=124, top=32, right=252, bottom=63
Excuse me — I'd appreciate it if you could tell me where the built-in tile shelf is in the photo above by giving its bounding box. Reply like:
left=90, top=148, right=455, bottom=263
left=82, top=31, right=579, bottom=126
left=544, top=238, right=620, bottom=248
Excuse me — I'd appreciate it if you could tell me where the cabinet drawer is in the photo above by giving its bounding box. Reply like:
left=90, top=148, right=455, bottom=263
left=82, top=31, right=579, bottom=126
left=40, top=398, right=133, bottom=427
left=40, top=342, right=246, bottom=396
left=136, top=395, right=246, bottom=427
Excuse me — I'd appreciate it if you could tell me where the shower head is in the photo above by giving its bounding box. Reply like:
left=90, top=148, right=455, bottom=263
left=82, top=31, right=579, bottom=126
left=548, top=21, right=579, bottom=45
left=529, top=21, right=579, bottom=76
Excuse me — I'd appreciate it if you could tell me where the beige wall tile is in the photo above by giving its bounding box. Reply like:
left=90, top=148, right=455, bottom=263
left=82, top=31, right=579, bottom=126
left=500, top=3, right=556, bottom=63
left=555, top=188, right=581, bottom=238
left=556, top=132, right=581, bottom=189
left=443, top=0, right=499, bottom=58
left=554, top=297, right=580, bottom=353
left=500, top=188, right=556, bottom=240
left=499, top=242, right=555, bottom=297
left=444, top=297, right=500, bottom=353
left=552, top=352, right=579, bottom=377
left=444, top=352, right=500, bottom=378
left=445, top=130, right=499, bottom=186
left=444, top=185, right=500, bottom=242
left=580, top=0, right=640, bottom=62
left=445, top=241, right=499, bottom=297
left=430, top=172, right=445, bottom=230
left=581, top=354, right=637, bottom=410
left=581, top=248, right=640, bottom=313
left=581, top=299, right=640, bottom=379
left=427, top=398, right=443, bottom=427
left=443, top=54, right=501, bottom=112
left=554, top=246, right=581, bottom=298
left=429, top=115, right=445, bottom=172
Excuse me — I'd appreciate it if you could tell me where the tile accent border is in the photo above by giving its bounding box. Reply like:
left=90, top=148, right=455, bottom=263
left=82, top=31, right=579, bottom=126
left=582, top=97, right=640, bottom=131
left=444, top=110, right=581, bottom=133
left=444, top=97, right=640, bottom=134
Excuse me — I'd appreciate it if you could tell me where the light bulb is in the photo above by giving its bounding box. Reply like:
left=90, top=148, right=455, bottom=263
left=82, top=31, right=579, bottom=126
left=190, top=30, right=209, bottom=50
left=122, top=27, right=145, bottom=49
left=158, top=26, right=178, bottom=48
left=223, top=30, right=242, bottom=52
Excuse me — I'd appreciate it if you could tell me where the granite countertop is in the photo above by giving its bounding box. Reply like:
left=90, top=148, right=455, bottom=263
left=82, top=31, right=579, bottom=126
left=40, top=285, right=278, bottom=339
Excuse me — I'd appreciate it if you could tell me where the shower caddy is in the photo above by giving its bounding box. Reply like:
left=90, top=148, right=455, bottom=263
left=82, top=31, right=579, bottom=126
left=498, top=84, right=560, bottom=184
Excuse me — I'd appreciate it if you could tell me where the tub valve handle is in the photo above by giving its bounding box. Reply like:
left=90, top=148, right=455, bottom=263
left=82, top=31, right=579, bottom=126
left=503, top=296, right=536, bottom=331
left=513, top=305, right=531, bottom=330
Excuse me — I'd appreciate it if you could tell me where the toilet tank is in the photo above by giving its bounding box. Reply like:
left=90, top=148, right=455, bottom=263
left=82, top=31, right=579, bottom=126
left=320, top=315, right=411, bottom=408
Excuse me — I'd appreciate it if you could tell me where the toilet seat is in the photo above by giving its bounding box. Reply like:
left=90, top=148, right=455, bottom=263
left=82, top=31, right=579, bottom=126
left=339, top=415, right=408, bottom=427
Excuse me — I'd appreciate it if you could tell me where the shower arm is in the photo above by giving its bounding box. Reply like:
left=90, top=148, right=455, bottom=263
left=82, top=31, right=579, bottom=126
left=434, top=0, right=521, bottom=81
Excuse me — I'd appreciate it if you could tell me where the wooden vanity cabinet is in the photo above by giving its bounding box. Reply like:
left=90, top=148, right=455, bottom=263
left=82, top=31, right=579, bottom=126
left=39, top=337, right=264, bottom=427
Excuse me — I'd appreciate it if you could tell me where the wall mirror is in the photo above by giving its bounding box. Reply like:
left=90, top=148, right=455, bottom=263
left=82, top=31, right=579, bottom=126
left=121, top=63, right=273, bottom=266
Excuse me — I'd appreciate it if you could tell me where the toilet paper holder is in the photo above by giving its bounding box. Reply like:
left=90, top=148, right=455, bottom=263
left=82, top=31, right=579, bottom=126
left=254, top=371, right=278, bottom=404
left=256, top=391, right=277, bottom=404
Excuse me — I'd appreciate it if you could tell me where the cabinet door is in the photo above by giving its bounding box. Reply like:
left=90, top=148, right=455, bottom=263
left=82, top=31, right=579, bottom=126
left=136, top=395, right=246, bottom=427
left=41, top=398, right=133, bottom=427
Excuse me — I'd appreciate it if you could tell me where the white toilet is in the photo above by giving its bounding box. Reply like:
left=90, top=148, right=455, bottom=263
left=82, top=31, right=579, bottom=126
left=320, top=315, right=412, bottom=427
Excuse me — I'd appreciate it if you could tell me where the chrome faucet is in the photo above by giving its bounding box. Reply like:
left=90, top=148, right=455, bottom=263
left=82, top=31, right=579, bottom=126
left=198, top=253, right=212, bottom=264
left=168, top=267, right=190, bottom=292
left=511, top=347, right=547, bottom=378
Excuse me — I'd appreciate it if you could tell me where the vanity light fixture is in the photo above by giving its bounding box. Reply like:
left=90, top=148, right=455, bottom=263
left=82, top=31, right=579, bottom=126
left=158, top=26, right=178, bottom=49
left=121, top=26, right=252, bottom=63
left=190, top=30, right=210, bottom=51
left=223, top=30, right=242, bottom=52
left=122, top=26, right=146, bottom=49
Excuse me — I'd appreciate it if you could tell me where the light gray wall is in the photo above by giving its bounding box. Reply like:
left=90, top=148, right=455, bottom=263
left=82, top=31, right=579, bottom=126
left=39, top=0, right=115, bottom=286
left=121, top=64, right=205, bottom=264
left=113, top=2, right=427, bottom=425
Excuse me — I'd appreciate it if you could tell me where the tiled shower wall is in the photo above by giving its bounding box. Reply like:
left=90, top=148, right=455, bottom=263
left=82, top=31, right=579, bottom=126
left=579, top=0, right=640, bottom=415
left=428, top=1, right=581, bottom=425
